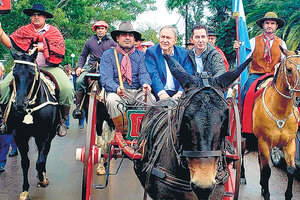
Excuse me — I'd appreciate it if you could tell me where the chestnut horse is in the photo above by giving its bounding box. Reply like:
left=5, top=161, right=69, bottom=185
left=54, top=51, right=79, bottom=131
left=252, top=49, right=300, bottom=200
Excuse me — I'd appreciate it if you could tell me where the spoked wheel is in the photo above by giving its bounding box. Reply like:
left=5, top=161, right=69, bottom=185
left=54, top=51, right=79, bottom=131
left=81, top=85, right=98, bottom=200
left=224, top=98, right=242, bottom=200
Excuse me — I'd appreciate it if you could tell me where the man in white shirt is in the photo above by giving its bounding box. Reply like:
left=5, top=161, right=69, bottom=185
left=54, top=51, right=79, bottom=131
left=145, top=25, right=193, bottom=100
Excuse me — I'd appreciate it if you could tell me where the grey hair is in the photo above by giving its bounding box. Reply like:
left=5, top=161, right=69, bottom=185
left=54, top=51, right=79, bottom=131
left=159, top=25, right=178, bottom=39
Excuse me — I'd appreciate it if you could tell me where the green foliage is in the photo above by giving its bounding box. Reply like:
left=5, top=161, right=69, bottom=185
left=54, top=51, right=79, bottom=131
left=0, top=0, right=156, bottom=65
left=167, top=0, right=299, bottom=67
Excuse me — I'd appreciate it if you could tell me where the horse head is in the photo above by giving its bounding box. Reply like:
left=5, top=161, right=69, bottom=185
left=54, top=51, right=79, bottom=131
left=274, top=47, right=300, bottom=106
left=10, top=48, right=39, bottom=114
left=163, top=54, right=251, bottom=199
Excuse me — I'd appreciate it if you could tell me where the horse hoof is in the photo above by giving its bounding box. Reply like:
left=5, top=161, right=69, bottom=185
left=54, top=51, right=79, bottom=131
left=19, top=191, right=30, bottom=200
left=240, top=178, right=247, bottom=185
left=37, top=172, right=49, bottom=188
left=96, top=164, right=106, bottom=175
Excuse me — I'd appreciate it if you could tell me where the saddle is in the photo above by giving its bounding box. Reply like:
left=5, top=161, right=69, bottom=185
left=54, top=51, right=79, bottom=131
left=242, top=73, right=273, bottom=133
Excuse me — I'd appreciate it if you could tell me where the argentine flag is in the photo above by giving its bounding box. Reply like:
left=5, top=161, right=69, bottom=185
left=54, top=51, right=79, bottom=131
left=232, top=0, right=251, bottom=89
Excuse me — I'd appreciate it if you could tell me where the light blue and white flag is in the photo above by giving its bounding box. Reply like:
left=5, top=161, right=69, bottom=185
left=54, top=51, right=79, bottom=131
left=232, top=0, right=251, bottom=89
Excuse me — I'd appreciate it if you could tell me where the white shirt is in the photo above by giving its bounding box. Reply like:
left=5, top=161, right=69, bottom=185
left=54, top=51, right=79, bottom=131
left=193, top=47, right=205, bottom=73
left=248, top=36, right=287, bottom=60
left=35, top=24, right=50, bottom=67
left=157, top=49, right=181, bottom=97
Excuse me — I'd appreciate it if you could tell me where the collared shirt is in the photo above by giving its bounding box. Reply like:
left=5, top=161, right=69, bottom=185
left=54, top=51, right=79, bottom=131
left=248, top=36, right=287, bottom=60
left=193, top=47, right=207, bottom=74
left=35, top=24, right=50, bottom=67
left=163, top=49, right=176, bottom=91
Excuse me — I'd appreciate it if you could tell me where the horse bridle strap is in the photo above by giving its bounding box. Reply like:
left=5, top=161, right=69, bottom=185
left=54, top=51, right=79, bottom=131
left=14, top=60, right=37, bottom=67
left=181, top=150, right=222, bottom=158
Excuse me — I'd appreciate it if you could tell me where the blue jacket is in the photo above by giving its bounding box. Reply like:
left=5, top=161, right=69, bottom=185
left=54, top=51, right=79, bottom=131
left=100, top=48, right=152, bottom=93
left=145, top=44, right=193, bottom=96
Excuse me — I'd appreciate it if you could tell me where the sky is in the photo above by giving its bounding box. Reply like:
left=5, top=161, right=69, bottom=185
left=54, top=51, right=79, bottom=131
left=132, top=0, right=185, bottom=34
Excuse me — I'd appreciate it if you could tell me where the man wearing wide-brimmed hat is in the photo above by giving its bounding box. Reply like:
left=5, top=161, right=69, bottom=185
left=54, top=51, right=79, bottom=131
left=234, top=11, right=287, bottom=108
left=0, top=3, right=74, bottom=137
left=99, top=22, right=154, bottom=133
left=73, top=20, right=116, bottom=119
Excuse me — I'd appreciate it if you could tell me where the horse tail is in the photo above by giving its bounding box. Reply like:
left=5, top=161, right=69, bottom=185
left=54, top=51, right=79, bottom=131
left=242, top=132, right=258, bottom=152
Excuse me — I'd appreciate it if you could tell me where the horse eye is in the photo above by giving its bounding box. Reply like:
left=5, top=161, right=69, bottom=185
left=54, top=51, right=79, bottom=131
left=286, top=68, right=292, bottom=74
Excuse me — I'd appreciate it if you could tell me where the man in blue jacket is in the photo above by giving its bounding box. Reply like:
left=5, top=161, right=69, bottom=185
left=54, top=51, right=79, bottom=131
left=145, top=25, right=193, bottom=100
left=100, top=22, right=153, bottom=132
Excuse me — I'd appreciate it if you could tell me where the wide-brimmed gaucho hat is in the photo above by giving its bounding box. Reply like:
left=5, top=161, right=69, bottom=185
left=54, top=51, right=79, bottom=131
left=23, top=3, right=53, bottom=18
left=111, top=22, right=141, bottom=42
left=256, top=12, right=285, bottom=29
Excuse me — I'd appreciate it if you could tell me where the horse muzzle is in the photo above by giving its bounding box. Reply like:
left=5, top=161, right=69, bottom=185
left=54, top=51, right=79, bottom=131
left=191, top=182, right=216, bottom=200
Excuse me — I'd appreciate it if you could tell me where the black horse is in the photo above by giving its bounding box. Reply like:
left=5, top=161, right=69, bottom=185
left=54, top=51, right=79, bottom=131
left=3, top=49, right=60, bottom=200
left=134, top=55, right=252, bottom=200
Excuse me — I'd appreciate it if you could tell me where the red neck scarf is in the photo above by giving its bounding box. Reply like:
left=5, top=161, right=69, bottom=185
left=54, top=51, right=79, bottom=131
left=263, top=33, right=275, bottom=63
left=10, top=23, right=65, bottom=65
left=116, top=44, right=135, bottom=85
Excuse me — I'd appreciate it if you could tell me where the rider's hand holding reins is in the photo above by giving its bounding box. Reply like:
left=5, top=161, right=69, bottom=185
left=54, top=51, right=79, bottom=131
left=172, top=91, right=182, bottom=100
left=117, top=86, right=126, bottom=98
left=142, top=84, right=151, bottom=94
left=75, top=67, right=83, bottom=76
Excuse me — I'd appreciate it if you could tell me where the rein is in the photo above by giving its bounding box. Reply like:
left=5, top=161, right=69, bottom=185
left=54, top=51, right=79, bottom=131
left=274, top=55, right=300, bottom=98
left=263, top=55, right=300, bottom=129
left=2, top=60, right=58, bottom=125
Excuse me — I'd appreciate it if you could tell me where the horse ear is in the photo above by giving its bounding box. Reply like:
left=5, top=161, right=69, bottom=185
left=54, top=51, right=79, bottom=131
left=9, top=48, right=18, bottom=60
left=29, top=47, right=38, bottom=62
left=163, top=54, right=198, bottom=90
left=214, top=56, right=252, bottom=89
left=279, top=45, right=288, bottom=57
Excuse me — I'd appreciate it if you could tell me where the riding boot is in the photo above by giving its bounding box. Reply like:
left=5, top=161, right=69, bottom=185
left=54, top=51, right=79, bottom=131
left=57, top=105, right=70, bottom=137
left=112, top=113, right=128, bottom=133
left=73, top=91, right=84, bottom=119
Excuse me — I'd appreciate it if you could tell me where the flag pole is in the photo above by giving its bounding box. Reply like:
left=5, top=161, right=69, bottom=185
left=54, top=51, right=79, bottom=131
left=233, top=11, right=242, bottom=116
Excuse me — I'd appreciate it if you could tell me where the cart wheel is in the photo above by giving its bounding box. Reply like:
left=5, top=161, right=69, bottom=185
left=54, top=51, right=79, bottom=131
left=224, top=98, right=242, bottom=200
left=81, top=88, right=98, bottom=200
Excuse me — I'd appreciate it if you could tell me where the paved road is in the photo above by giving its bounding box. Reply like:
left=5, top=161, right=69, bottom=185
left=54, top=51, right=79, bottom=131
left=1, top=113, right=300, bottom=200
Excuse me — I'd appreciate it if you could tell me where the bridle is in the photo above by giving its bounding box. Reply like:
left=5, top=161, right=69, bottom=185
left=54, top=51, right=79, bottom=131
left=274, top=55, right=300, bottom=99
left=13, top=60, right=40, bottom=104
left=263, top=54, right=300, bottom=129
left=2, top=59, right=58, bottom=125
left=172, top=87, right=226, bottom=162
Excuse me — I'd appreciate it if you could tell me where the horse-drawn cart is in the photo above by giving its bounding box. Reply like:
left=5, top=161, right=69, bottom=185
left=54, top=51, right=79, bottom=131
left=76, top=73, right=243, bottom=200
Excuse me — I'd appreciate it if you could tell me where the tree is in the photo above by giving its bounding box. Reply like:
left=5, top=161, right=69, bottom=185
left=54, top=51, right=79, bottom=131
left=0, top=0, right=156, bottom=66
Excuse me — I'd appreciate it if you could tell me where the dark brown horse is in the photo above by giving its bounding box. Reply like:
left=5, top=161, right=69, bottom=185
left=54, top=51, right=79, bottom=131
left=134, top=55, right=252, bottom=199
left=252, top=49, right=300, bottom=200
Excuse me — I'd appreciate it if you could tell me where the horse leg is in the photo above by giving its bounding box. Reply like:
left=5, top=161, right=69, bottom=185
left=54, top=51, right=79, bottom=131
left=283, top=141, right=296, bottom=200
left=240, top=137, right=247, bottom=184
left=258, top=139, right=271, bottom=200
left=35, top=137, right=52, bottom=188
left=14, top=134, right=31, bottom=200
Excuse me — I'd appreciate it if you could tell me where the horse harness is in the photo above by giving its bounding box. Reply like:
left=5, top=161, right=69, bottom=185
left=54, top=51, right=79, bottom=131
left=2, top=60, right=58, bottom=125
left=262, top=54, right=300, bottom=129
left=140, top=75, right=230, bottom=199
